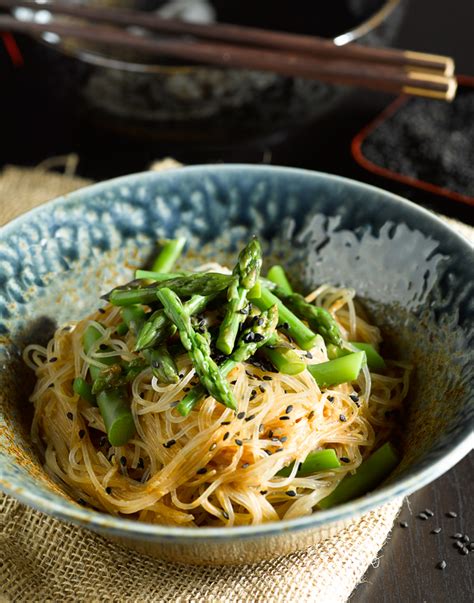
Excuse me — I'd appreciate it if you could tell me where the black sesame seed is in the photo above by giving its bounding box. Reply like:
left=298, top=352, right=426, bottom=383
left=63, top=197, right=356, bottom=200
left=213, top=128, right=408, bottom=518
left=221, top=421, right=231, bottom=425
left=280, top=416, right=290, bottom=421
left=280, top=436, right=288, bottom=443
left=339, top=414, right=347, bottom=422
left=305, top=352, right=313, bottom=359
left=235, top=439, right=243, bottom=446
left=327, top=396, right=334, bottom=403
left=286, top=490, right=297, bottom=497
left=431, top=528, right=442, bottom=534
left=308, top=411, right=315, bottom=420
left=259, top=424, right=264, bottom=433
left=48, top=383, right=54, bottom=388
left=259, top=385, right=266, bottom=393
left=179, top=373, right=184, bottom=378
left=469, top=543, right=474, bottom=551
left=222, top=511, right=230, bottom=519
left=274, top=447, right=284, bottom=453
left=253, top=333, right=265, bottom=343
left=460, top=547, right=469, bottom=556
left=349, top=393, right=359, bottom=402
left=264, top=449, right=272, bottom=456
left=462, top=535, right=470, bottom=543
left=268, top=430, right=274, bottom=438
left=152, top=360, right=160, bottom=369
left=436, top=561, right=447, bottom=570
left=285, top=405, right=294, bottom=414
left=260, top=490, right=268, bottom=495
left=446, top=511, right=458, bottom=518
left=137, top=458, right=144, bottom=469
left=77, top=498, right=86, bottom=506
left=99, top=436, right=107, bottom=447
left=105, top=487, right=112, bottom=494
left=163, top=439, right=176, bottom=449
left=340, top=457, right=350, bottom=464
left=424, top=508, right=434, bottom=517
left=230, top=380, right=237, bottom=385
left=223, top=432, right=230, bottom=441
left=245, top=414, right=256, bottom=422
left=79, top=429, right=85, bottom=439
left=120, top=456, right=127, bottom=466
left=183, top=387, right=190, bottom=392
left=250, top=390, right=257, bottom=401
left=98, top=308, right=106, bottom=314
left=49, top=357, right=58, bottom=363
left=399, top=521, right=409, bottom=528
left=452, top=533, right=463, bottom=539
left=67, top=412, right=73, bottom=420
left=196, top=467, right=207, bottom=475
left=454, top=541, right=464, bottom=550
left=282, top=322, right=290, bottom=330
left=209, top=443, right=217, bottom=451
left=242, top=463, right=250, bottom=469
left=417, top=512, right=428, bottom=520
left=237, top=411, right=246, bottom=420
left=262, top=375, right=272, bottom=381
left=243, top=332, right=255, bottom=343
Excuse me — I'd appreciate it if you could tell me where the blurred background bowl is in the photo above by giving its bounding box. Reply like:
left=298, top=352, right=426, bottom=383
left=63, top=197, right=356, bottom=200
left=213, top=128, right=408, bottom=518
left=0, top=165, right=472, bottom=564
left=9, top=0, right=406, bottom=150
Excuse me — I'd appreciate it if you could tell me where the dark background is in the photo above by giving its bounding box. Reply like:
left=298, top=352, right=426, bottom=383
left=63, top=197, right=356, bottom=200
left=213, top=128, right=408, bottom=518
left=1, top=0, right=473, bottom=600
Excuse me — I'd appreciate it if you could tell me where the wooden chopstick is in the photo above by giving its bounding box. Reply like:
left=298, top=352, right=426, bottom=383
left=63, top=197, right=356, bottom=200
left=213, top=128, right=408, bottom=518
left=0, top=0, right=455, bottom=77
left=0, top=9, right=457, bottom=101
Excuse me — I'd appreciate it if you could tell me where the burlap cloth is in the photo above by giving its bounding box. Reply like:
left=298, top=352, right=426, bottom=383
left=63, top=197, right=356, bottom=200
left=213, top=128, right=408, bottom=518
left=0, top=160, right=472, bottom=603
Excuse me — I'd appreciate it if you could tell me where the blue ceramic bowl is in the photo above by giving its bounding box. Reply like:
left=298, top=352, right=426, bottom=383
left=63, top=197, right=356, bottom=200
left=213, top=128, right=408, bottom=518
left=0, top=165, right=472, bottom=564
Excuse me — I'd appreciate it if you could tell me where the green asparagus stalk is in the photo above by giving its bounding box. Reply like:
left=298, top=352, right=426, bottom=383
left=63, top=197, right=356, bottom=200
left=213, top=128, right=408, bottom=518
left=267, top=265, right=293, bottom=295
left=264, top=345, right=305, bottom=375
left=272, top=288, right=342, bottom=347
left=72, top=377, right=94, bottom=404
left=217, top=238, right=263, bottom=355
left=135, top=270, right=184, bottom=281
left=115, top=321, right=129, bottom=336
left=177, top=305, right=278, bottom=416
left=121, top=305, right=147, bottom=335
left=250, top=287, right=319, bottom=351
left=135, top=293, right=213, bottom=351
left=277, top=449, right=341, bottom=477
left=105, top=273, right=233, bottom=306
left=318, top=442, right=399, bottom=509
left=157, top=287, right=237, bottom=410
left=151, top=237, right=186, bottom=273
left=327, top=342, right=386, bottom=372
left=308, top=351, right=365, bottom=388
left=82, top=324, right=135, bottom=445
left=148, top=344, right=179, bottom=384
left=96, top=388, right=136, bottom=447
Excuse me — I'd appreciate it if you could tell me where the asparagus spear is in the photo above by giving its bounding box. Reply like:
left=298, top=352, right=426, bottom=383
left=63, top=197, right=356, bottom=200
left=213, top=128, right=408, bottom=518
left=105, top=273, right=233, bottom=306
left=157, top=287, right=237, bottom=410
left=267, top=265, right=293, bottom=295
left=82, top=324, right=135, bottom=445
left=250, top=287, right=319, bottom=351
left=177, top=305, right=278, bottom=416
left=272, top=288, right=343, bottom=347
left=217, top=238, right=263, bottom=355
left=327, top=342, right=386, bottom=371
left=148, top=344, right=179, bottom=384
left=135, top=293, right=214, bottom=351
left=308, top=351, right=365, bottom=388
left=277, top=449, right=341, bottom=477
left=318, top=442, right=399, bottom=509
left=151, top=237, right=186, bottom=273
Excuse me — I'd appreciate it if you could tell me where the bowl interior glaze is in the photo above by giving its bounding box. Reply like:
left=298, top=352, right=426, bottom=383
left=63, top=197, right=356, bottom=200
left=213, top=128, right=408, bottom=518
left=0, top=166, right=472, bottom=563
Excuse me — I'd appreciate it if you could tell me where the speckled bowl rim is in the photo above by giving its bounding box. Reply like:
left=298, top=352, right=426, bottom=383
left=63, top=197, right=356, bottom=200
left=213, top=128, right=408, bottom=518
left=1, top=165, right=473, bottom=542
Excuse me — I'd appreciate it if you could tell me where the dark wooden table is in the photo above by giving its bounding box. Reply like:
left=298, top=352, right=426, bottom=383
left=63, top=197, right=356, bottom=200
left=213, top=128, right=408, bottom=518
left=352, top=452, right=474, bottom=603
